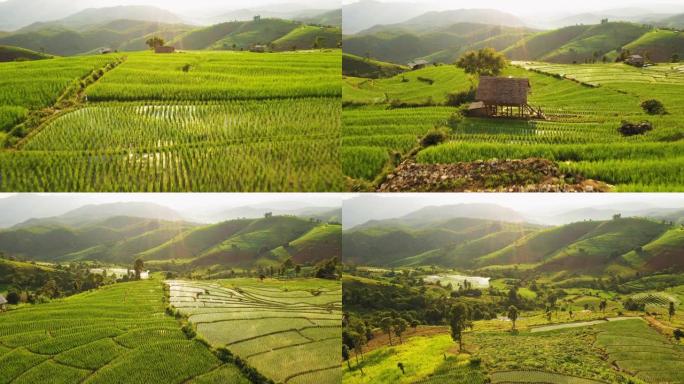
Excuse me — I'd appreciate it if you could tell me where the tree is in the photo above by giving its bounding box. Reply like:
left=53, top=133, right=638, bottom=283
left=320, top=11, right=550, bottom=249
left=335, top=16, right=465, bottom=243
left=508, top=287, right=519, bottom=305
left=394, top=318, right=408, bottom=343
left=545, top=306, right=552, bottom=322
left=456, top=48, right=507, bottom=77
left=508, top=305, right=519, bottom=331
left=410, top=319, right=419, bottom=331
left=599, top=300, right=607, bottom=313
left=342, top=345, right=352, bottom=370
left=670, top=301, right=676, bottom=322
left=40, top=279, right=60, bottom=299
left=294, top=265, right=301, bottom=276
left=449, top=303, right=471, bottom=352
left=380, top=317, right=394, bottom=345
left=6, top=291, right=20, bottom=305
left=145, top=36, right=165, bottom=49
left=133, top=259, right=144, bottom=280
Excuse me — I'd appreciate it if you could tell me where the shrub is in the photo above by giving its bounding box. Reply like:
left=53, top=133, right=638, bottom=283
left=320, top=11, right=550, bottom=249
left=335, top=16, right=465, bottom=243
left=421, top=128, right=449, bottom=148
left=6, top=291, right=20, bottom=305
left=445, top=88, right=476, bottom=106
left=674, top=328, right=684, bottom=340
left=417, top=77, right=434, bottom=85
left=619, top=121, right=653, bottom=136
left=447, top=112, right=464, bottom=128
left=641, top=99, right=667, bottom=115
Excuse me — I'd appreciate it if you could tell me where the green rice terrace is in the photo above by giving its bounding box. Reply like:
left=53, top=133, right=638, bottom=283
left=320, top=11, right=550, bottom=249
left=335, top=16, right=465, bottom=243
left=0, top=50, right=342, bottom=192
left=342, top=61, right=684, bottom=191
left=167, top=278, right=342, bottom=384
left=0, top=278, right=251, bottom=384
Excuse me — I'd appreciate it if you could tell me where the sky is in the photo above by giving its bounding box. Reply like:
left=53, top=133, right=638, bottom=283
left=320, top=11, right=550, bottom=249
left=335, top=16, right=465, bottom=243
left=343, top=193, right=684, bottom=227
left=0, top=193, right=344, bottom=211
left=342, top=0, right=684, bottom=16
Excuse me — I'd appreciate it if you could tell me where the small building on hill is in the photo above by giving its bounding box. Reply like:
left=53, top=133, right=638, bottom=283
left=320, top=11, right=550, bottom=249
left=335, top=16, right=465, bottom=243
left=100, top=48, right=113, bottom=54
left=155, top=46, right=176, bottom=54
left=0, top=295, right=7, bottom=311
left=408, top=59, right=429, bottom=70
left=467, top=76, right=544, bottom=119
left=625, top=54, right=645, bottom=67
left=250, top=45, right=267, bottom=53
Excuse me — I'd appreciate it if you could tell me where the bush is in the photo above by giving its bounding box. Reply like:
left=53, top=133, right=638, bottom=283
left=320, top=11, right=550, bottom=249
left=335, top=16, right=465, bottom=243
left=447, top=112, right=464, bottom=128
left=674, top=328, right=684, bottom=340
left=619, top=120, right=653, bottom=136
left=417, top=77, right=434, bottom=85
left=421, top=128, right=449, bottom=148
left=641, top=99, right=667, bottom=115
left=6, top=291, right=20, bottom=305
left=445, top=88, right=476, bottom=106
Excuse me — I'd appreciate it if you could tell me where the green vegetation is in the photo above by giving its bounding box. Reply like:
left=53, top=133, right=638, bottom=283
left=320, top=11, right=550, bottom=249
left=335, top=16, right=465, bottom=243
left=342, top=53, right=408, bottom=79
left=0, top=50, right=342, bottom=192
left=0, top=215, right=341, bottom=275
left=0, top=45, right=52, bottom=62
left=0, top=279, right=247, bottom=383
left=343, top=59, right=684, bottom=190
left=168, top=278, right=342, bottom=384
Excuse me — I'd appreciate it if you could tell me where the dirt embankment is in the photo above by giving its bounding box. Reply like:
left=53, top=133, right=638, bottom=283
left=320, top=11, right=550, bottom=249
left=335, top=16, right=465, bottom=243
left=378, top=158, right=612, bottom=192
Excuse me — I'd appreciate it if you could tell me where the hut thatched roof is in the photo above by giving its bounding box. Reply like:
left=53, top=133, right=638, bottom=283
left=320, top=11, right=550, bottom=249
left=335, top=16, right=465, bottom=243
left=476, top=76, right=530, bottom=106
left=0, top=295, right=7, bottom=305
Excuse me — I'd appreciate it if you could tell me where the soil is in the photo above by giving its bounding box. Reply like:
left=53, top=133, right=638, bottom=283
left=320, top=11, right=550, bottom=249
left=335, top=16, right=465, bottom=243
left=377, top=158, right=612, bottom=192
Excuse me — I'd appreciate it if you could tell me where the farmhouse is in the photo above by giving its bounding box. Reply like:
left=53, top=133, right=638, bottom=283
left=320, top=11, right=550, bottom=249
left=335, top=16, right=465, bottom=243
left=0, top=295, right=7, bottom=311
left=467, top=76, right=544, bottom=119
left=155, top=46, right=176, bottom=54
left=250, top=45, right=267, bottom=53
left=625, top=54, right=645, bottom=67
left=408, top=59, right=429, bottom=70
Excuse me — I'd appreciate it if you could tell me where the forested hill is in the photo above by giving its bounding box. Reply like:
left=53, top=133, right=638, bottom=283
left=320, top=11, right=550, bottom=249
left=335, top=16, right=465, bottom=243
left=344, top=215, right=684, bottom=276
left=344, top=19, right=684, bottom=65
left=0, top=215, right=341, bottom=268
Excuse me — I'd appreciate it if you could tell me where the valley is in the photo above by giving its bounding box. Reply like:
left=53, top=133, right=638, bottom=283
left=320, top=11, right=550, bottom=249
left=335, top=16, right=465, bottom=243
left=0, top=195, right=343, bottom=384
left=342, top=196, right=684, bottom=383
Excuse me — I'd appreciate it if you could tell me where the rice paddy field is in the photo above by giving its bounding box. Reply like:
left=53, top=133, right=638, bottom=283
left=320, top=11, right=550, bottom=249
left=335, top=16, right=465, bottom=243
left=342, top=62, right=684, bottom=191
left=167, top=278, right=342, bottom=384
left=0, top=50, right=342, bottom=192
left=0, top=278, right=249, bottom=384
left=346, top=317, right=684, bottom=384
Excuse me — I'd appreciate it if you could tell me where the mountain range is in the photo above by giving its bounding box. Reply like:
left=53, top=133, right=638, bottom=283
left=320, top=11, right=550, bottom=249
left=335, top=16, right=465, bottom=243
left=343, top=207, right=684, bottom=280
left=0, top=210, right=341, bottom=268
left=0, top=3, right=341, bottom=55
left=342, top=1, right=684, bottom=34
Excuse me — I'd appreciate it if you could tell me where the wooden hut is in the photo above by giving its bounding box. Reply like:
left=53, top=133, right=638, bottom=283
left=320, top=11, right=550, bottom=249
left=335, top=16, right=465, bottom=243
left=0, top=295, right=7, bottom=311
left=467, top=76, right=544, bottom=119
left=155, top=46, right=176, bottom=54
left=625, top=54, right=645, bottom=67
left=250, top=45, right=267, bottom=53
left=408, top=59, right=428, bottom=70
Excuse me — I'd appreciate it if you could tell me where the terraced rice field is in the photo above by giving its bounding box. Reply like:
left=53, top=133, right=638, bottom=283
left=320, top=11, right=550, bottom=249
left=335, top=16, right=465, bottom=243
left=0, top=55, right=120, bottom=132
left=0, top=279, right=248, bottom=384
left=594, top=318, right=684, bottom=383
left=490, top=370, right=607, bottom=384
left=629, top=292, right=679, bottom=306
left=342, top=63, right=684, bottom=190
left=0, top=50, right=342, bottom=192
left=167, top=279, right=342, bottom=384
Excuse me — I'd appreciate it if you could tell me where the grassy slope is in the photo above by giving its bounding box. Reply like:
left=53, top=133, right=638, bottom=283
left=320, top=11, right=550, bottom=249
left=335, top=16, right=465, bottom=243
left=541, top=22, right=651, bottom=63
left=343, top=64, right=472, bottom=104
left=538, top=218, right=669, bottom=274
left=342, top=53, right=408, bottom=79
left=271, top=223, right=342, bottom=264
left=139, top=219, right=255, bottom=261
left=272, top=25, right=340, bottom=51
left=208, top=19, right=299, bottom=50
left=476, top=221, right=601, bottom=267
left=0, top=278, right=249, bottom=383
left=0, top=45, right=52, bottom=62
left=193, top=216, right=317, bottom=267
left=623, top=29, right=684, bottom=62
left=171, top=22, right=244, bottom=50
left=621, top=227, right=684, bottom=272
